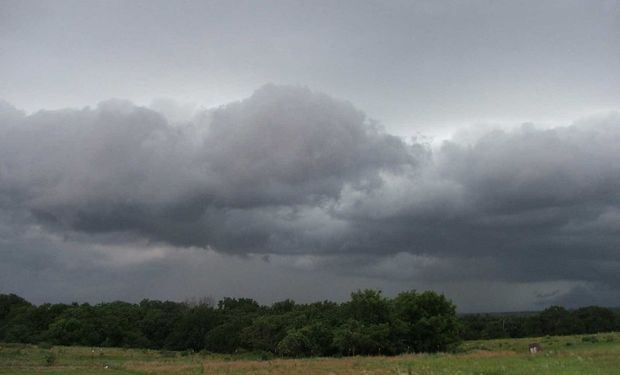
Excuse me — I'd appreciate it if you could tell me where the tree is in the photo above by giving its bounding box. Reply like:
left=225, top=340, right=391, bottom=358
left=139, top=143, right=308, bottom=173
left=277, top=328, right=311, bottom=357
left=538, top=306, right=576, bottom=335
left=393, top=290, right=460, bottom=352
left=573, top=306, right=617, bottom=334
left=138, top=300, right=183, bottom=348
left=347, top=290, right=391, bottom=325
left=240, top=313, right=295, bottom=352
left=165, top=305, right=219, bottom=351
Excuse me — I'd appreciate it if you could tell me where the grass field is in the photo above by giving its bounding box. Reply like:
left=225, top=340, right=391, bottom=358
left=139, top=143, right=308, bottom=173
left=1, top=332, right=618, bottom=374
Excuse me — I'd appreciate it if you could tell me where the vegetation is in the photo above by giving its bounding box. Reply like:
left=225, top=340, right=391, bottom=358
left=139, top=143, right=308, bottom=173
left=460, top=305, right=620, bottom=340
left=1, top=290, right=618, bottom=359
left=0, top=290, right=459, bottom=357
left=0, top=332, right=619, bottom=374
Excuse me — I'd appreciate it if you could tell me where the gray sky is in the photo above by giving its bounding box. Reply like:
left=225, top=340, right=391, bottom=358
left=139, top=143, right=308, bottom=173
left=0, top=0, right=619, bottom=312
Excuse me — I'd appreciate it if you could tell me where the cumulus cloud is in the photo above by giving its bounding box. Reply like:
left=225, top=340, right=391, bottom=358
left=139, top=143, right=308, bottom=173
left=0, top=85, right=414, bottom=251
left=1, top=85, right=619, bottom=308
left=329, top=115, right=620, bottom=291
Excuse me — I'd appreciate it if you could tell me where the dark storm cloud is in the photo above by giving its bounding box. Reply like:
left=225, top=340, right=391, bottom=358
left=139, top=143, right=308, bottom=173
left=0, top=85, right=414, bottom=251
left=1, top=86, right=619, bottom=306
left=331, top=115, right=620, bottom=288
left=1, top=0, right=618, bottom=311
left=201, top=85, right=414, bottom=206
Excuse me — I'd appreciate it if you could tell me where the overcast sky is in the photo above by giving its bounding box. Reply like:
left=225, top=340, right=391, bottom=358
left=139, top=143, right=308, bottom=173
left=1, top=0, right=619, bottom=312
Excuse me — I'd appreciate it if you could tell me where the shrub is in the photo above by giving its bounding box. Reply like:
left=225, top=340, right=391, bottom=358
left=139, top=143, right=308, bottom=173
left=44, top=351, right=56, bottom=366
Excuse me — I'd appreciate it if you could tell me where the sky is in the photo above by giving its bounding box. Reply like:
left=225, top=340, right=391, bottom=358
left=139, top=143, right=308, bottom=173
left=0, top=0, right=619, bottom=312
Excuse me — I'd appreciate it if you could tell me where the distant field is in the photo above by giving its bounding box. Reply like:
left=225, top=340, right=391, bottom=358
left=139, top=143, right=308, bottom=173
left=1, top=332, right=619, bottom=374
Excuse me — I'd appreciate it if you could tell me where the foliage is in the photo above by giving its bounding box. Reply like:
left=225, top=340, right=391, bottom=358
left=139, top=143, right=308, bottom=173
left=1, top=290, right=617, bottom=357
left=459, top=305, right=620, bottom=341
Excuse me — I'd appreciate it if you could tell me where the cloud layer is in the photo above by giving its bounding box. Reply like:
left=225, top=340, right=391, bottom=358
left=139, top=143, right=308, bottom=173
left=1, top=85, right=619, bottom=309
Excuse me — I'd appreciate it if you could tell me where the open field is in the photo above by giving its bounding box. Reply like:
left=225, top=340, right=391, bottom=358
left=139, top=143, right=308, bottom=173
left=1, top=332, right=619, bottom=375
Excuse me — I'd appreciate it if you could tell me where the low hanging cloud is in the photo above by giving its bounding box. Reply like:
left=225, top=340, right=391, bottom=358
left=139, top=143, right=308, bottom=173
left=1, top=85, right=620, bottom=306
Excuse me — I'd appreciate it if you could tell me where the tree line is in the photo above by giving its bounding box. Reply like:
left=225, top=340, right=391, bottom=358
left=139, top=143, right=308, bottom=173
left=1, top=291, right=618, bottom=357
left=1, top=290, right=459, bottom=356
left=460, top=305, right=620, bottom=340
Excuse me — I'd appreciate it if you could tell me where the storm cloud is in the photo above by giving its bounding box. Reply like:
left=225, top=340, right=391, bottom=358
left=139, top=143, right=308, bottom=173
left=1, top=85, right=619, bottom=310
left=0, top=85, right=414, bottom=250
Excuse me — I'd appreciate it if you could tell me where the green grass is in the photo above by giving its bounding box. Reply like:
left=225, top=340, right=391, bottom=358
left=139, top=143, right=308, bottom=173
left=1, top=332, right=619, bottom=374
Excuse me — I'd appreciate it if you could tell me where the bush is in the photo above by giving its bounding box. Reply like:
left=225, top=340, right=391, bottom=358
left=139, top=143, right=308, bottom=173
left=44, top=351, right=56, bottom=366
left=277, top=329, right=311, bottom=357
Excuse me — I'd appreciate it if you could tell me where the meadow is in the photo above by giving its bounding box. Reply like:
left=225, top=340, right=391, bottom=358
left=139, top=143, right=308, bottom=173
left=1, top=331, right=618, bottom=375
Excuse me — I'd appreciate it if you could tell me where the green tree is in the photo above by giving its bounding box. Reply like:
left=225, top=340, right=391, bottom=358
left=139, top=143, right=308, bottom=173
left=538, top=306, right=575, bottom=335
left=165, top=305, right=219, bottom=351
left=277, top=328, right=312, bottom=357
left=573, top=306, right=617, bottom=334
left=347, top=290, right=391, bottom=325
left=393, top=290, right=460, bottom=352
